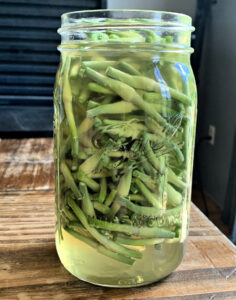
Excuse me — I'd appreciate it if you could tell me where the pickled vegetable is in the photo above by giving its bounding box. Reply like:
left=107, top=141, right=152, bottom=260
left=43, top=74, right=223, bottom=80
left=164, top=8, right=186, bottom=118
left=54, top=22, right=196, bottom=287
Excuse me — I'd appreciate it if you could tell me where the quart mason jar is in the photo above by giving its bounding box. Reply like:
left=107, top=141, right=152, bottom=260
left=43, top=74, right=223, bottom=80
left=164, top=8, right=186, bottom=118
left=54, top=10, right=197, bottom=287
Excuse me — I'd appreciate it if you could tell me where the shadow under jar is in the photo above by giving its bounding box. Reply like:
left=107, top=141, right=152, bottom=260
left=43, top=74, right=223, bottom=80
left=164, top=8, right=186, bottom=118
left=54, top=9, right=197, bottom=287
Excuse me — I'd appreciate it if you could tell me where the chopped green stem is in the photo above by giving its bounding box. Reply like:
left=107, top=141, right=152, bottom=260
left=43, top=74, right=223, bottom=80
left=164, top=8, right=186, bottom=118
left=167, top=184, right=182, bottom=207
left=65, top=228, right=135, bottom=265
left=106, top=66, right=192, bottom=105
left=93, top=201, right=110, bottom=214
left=88, top=100, right=99, bottom=109
left=79, top=148, right=104, bottom=175
left=128, top=194, right=144, bottom=202
left=60, top=118, right=93, bottom=159
left=78, top=117, right=94, bottom=136
left=145, top=117, right=165, bottom=137
left=80, top=182, right=95, bottom=217
left=116, top=236, right=164, bottom=246
left=109, top=165, right=133, bottom=218
left=68, top=221, right=92, bottom=237
left=147, top=133, right=184, bottom=163
left=62, top=205, right=77, bottom=221
left=133, top=170, right=157, bottom=191
left=60, top=161, right=81, bottom=199
left=98, top=177, right=107, bottom=203
left=87, top=101, right=139, bottom=117
left=76, top=171, right=100, bottom=192
left=89, top=217, right=175, bottom=238
left=89, top=171, right=113, bottom=178
left=140, top=156, right=157, bottom=177
left=105, top=189, right=117, bottom=206
left=85, top=67, right=175, bottom=132
left=108, top=151, right=132, bottom=159
left=135, top=178, right=162, bottom=208
left=101, top=95, right=114, bottom=104
left=118, top=196, right=161, bottom=217
left=82, top=61, right=116, bottom=70
left=143, top=133, right=163, bottom=172
left=117, top=61, right=140, bottom=75
left=78, top=81, right=91, bottom=103
left=62, top=58, right=79, bottom=158
left=68, top=198, right=142, bottom=259
left=118, top=196, right=182, bottom=218
left=88, top=82, right=115, bottom=95
left=167, top=169, right=186, bottom=190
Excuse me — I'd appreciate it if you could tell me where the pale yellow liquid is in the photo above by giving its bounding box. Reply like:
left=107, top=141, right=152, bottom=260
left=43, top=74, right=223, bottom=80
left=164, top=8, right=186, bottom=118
left=56, top=228, right=186, bottom=287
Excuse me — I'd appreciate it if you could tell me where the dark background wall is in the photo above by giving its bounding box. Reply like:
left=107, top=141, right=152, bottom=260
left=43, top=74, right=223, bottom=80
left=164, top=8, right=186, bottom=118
left=197, top=0, right=236, bottom=209
left=0, top=0, right=106, bottom=137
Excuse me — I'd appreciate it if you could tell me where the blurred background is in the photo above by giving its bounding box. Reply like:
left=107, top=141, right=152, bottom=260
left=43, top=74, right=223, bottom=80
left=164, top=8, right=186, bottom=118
left=0, top=0, right=235, bottom=243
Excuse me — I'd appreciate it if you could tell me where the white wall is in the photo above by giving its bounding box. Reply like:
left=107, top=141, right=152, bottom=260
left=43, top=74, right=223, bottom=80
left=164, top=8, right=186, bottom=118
left=107, top=0, right=196, bottom=19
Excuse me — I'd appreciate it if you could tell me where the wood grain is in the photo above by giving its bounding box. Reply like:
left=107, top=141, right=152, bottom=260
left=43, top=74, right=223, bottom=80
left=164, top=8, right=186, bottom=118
left=0, top=138, right=54, bottom=191
left=0, top=138, right=235, bottom=299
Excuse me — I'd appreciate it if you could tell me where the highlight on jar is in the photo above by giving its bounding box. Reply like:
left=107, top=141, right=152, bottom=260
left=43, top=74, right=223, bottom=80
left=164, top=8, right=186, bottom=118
left=54, top=9, right=197, bottom=287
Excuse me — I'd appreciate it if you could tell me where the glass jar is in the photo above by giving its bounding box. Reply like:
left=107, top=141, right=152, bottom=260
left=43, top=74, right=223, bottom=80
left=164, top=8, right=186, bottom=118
left=54, top=9, right=197, bottom=287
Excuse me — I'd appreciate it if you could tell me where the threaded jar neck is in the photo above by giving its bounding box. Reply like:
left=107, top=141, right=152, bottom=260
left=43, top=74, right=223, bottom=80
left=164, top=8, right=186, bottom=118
left=58, top=9, right=194, bottom=52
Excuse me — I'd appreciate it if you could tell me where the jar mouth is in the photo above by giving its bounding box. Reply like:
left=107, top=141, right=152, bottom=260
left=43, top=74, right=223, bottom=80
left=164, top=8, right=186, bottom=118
left=58, top=9, right=194, bottom=34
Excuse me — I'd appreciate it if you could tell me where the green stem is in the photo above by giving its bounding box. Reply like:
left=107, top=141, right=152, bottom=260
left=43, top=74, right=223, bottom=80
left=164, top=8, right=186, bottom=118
left=88, top=82, right=115, bottom=95
left=148, top=133, right=184, bottom=163
left=62, top=57, right=79, bottom=158
left=65, top=228, right=135, bottom=265
left=117, top=61, right=140, bottom=75
left=79, top=148, right=104, bottom=175
left=106, top=66, right=192, bottom=105
left=87, top=101, right=138, bottom=117
left=60, top=161, right=81, bottom=199
left=98, top=177, right=107, bottom=203
left=62, top=205, right=77, bottom=221
left=140, top=156, right=157, bottom=177
left=76, top=171, right=100, bottom=192
left=128, top=194, right=144, bottom=202
left=135, top=178, right=162, bottom=209
left=89, top=217, right=175, bottom=238
left=85, top=67, right=174, bottom=132
left=104, top=189, right=117, bottom=207
left=93, top=201, right=110, bottom=215
left=167, top=169, right=186, bottom=190
left=80, top=182, right=95, bottom=217
left=116, top=236, right=164, bottom=246
left=167, top=184, right=182, bottom=207
left=68, top=198, right=142, bottom=259
left=109, top=165, right=133, bottom=218
left=82, top=61, right=116, bottom=70
left=78, top=80, right=91, bottom=103
left=133, top=170, right=157, bottom=191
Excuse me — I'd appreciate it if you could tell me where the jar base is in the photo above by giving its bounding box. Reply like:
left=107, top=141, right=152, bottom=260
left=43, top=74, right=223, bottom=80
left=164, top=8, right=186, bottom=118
left=56, top=229, right=185, bottom=288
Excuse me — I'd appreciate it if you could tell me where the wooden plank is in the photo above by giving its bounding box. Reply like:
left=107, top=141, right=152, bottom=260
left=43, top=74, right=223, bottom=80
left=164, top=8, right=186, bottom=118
left=0, top=139, right=54, bottom=191
left=0, top=190, right=235, bottom=298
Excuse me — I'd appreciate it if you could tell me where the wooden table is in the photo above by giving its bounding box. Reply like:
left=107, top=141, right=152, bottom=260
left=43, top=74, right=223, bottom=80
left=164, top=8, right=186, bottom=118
left=0, top=138, right=236, bottom=299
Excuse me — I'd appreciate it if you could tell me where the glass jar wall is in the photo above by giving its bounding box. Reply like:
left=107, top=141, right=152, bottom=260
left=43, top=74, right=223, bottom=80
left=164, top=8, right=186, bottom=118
left=54, top=10, right=197, bottom=287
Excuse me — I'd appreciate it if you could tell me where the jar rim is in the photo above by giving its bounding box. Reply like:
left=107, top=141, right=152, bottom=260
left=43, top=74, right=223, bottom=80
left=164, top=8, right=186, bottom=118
left=59, top=9, right=194, bottom=34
